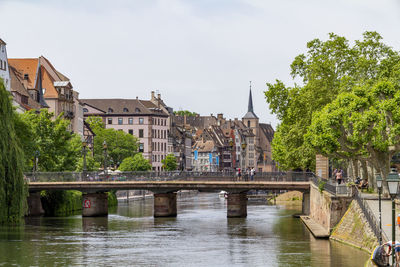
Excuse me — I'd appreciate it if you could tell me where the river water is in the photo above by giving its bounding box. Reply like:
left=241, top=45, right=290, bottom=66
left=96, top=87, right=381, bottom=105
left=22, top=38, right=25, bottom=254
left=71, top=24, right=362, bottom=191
left=0, top=193, right=370, bottom=266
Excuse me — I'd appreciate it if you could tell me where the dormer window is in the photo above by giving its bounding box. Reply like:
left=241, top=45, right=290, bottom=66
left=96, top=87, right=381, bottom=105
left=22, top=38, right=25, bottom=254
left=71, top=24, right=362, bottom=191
left=135, top=108, right=141, bottom=113
left=83, top=108, right=88, bottom=113
left=123, top=108, right=129, bottom=113
left=24, top=74, right=29, bottom=80
left=108, top=108, right=113, bottom=113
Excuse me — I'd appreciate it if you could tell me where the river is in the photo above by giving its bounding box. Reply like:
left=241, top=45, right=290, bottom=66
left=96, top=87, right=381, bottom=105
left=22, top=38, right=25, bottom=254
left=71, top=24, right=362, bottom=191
left=0, top=193, right=370, bottom=266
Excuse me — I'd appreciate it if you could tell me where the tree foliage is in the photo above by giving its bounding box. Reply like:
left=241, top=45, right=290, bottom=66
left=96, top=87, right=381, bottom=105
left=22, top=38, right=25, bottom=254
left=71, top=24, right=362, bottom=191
left=16, top=110, right=82, bottom=171
left=173, top=110, right=198, bottom=117
left=118, top=154, right=152, bottom=171
left=0, top=79, right=28, bottom=224
left=265, top=31, right=400, bottom=171
left=162, top=154, right=178, bottom=171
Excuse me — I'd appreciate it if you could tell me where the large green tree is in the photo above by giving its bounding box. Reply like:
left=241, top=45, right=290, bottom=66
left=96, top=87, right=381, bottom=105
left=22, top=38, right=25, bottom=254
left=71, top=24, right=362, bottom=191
left=0, top=79, right=28, bottom=224
left=307, top=80, right=400, bottom=194
left=118, top=154, right=152, bottom=171
left=16, top=110, right=81, bottom=172
left=265, top=31, right=400, bottom=171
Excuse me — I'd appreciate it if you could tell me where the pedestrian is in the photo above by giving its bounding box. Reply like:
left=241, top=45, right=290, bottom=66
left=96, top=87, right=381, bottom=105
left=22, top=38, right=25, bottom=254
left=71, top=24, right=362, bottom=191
left=237, top=168, right=242, bottom=181
left=336, top=169, right=343, bottom=185
left=332, top=168, right=337, bottom=181
left=250, top=167, right=255, bottom=181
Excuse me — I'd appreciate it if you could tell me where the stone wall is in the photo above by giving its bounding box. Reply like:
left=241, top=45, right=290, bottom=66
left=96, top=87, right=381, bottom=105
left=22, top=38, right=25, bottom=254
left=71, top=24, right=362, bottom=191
left=330, top=200, right=378, bottom=253
left=309, top=183, right=352, bottom=232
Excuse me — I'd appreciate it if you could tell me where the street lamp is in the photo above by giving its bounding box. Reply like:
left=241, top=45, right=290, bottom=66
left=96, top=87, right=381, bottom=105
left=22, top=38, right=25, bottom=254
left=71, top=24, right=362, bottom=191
left=241, top=140, right=247, bottom=172
left=376, top=173, right=383, bottom=245
left=103, top=140, right=108, bottom=175
left=387, top=170, right=400, bottom=266
left=82, top=140, right=87, bottom=180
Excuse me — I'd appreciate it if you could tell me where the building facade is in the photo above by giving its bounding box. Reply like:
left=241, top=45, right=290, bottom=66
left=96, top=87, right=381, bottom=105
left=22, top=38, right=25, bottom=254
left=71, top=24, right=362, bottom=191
left=8, top=56, right=83, bottom=134
left=81, top=98, right=170, bottom=171
left=0, top=39, right=10, bottom=91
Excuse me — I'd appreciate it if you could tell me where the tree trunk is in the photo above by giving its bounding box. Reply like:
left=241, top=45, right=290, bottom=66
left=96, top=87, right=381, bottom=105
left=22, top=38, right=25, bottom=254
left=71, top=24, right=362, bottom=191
left=351, top=159, right=359, bottom=181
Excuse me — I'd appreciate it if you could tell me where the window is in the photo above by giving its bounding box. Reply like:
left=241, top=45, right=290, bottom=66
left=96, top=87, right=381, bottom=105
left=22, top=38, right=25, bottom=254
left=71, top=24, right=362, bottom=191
left=108, top=108, right=113, bottom=113
left=249, top=153, right=254, bottom=158
left=123, top=108, right=129, bottom=112
left=249, top=145, right=254, bottom=151
left=139, top=118, right=144, bottom=124
left=249, top=160, right=254, bottom=166
left=118, top=118, right=123, bottom=125
left=247, top=120, right=250, bottom=127
left=83, top=108, right=88, bottom=113
left=128, top=129, right=133, bottom=135
left=135, top=108, right=141, bottom=113
left=108, top=118, right=112, bottom=124
left=158, top=142, right=160, bottom=151
left=139, top=143, right=144, bottom=152
left=248, top=138, right=254, bottom=144
left=128, top=118, right=133, bottom=124
left=139, top=129, right=144, bottom=138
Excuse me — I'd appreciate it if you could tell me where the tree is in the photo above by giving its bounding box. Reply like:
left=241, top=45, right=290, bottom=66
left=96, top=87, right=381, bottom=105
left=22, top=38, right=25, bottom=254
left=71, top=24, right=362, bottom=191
left=119, top=154, right=152, bottom=171
left=0, top=79, right=28, bottom=224
left=162, top=154, right=178, bottom=171
left=265, top=31, right=400, bottom=171
left=173, top=110, right=198, bottom=117
left=75, top=155, right=101, bottom=172
left=86, top=116, right=139, bottom=168
left=17, top=110, right=81, bottom=171
left=307, top=80, right=400, bottom=194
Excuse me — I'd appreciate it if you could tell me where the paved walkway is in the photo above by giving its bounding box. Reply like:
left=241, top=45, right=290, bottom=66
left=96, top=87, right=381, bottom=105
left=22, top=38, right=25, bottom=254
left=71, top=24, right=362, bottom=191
left=365, top=196, right=400, bottom=242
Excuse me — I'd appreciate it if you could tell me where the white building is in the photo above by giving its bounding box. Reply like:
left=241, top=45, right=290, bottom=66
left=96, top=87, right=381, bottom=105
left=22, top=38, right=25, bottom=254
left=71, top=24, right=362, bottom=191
left=0, top=38, right=10, bottom=91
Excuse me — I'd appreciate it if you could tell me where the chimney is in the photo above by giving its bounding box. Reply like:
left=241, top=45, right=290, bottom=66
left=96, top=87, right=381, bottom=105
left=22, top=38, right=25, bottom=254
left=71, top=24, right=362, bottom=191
left=157, top=93, right=161, bottom=100
left=184, top=114, right=187, bottom=126
left=136, top=96, right=138, bottom=100
left=151, top=91, right=155, bottom=100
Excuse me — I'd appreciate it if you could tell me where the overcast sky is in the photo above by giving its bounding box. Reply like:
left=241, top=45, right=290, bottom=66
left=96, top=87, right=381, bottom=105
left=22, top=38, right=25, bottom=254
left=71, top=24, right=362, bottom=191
left=1, top=0, right=400, bottom=128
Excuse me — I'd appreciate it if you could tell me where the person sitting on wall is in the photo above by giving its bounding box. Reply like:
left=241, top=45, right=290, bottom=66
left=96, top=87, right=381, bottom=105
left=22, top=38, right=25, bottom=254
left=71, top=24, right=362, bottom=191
left=360, top=179, right=369, bottom=191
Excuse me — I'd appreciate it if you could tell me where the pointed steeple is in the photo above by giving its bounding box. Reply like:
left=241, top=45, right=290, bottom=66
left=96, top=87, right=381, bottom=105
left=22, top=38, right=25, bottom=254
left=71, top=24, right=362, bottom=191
left=243, top=81, right=258, bottom=119
left=248, top=81, right=254, bottom=113
left=36, top=61, right=49, bottom=108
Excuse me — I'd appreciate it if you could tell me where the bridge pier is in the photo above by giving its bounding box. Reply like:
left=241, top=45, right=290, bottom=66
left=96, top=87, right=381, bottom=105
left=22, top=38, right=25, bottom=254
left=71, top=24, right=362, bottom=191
left=82, top=192, right=108, bottom=217
left=27, top=192, right=44, bottom=216
left=302, top=191, right=310, bottom=215
left=227, top=192, right=247, bottom=218
left=154, top=193, right=177, bottom=217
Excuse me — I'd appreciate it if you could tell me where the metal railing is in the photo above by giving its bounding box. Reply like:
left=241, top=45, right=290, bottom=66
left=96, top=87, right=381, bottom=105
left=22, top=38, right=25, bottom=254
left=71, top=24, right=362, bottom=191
left=310, top=176, right=350, bottom=196
left=354, top=187, right=388, bottom=242
left=25, top=171, right=315, bottom=183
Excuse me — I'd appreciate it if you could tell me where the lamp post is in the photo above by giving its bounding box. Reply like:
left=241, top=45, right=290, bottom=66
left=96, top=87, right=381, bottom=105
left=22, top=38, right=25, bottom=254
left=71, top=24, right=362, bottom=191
left=387, top=170, right=400, bottom=266
left=103, top=140, right=108, bottom=175
left=82, top=140, right=87, bottom=181
left=376, top=173, right=383, bottom=245
left=241, top=140, right=247, bottom=173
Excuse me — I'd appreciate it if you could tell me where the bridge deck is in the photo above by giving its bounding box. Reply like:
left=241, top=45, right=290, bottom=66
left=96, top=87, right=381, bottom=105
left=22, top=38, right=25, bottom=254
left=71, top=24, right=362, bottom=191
left=28, top=181, right=311, bottom=192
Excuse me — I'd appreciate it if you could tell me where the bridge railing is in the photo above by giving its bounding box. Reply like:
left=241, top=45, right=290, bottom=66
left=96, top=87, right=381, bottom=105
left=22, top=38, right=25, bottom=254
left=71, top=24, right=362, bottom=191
left=24, top=171, right=315, bottom=182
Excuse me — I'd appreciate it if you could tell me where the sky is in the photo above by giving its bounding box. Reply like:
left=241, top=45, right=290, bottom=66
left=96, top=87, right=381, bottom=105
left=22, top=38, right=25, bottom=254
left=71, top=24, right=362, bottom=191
left=1, top=0, right=400, bottom=128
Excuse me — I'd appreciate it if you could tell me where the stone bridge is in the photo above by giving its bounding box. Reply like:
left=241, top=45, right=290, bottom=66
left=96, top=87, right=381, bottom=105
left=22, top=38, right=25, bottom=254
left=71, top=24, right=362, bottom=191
left=26, top=171, right=314, bottom=218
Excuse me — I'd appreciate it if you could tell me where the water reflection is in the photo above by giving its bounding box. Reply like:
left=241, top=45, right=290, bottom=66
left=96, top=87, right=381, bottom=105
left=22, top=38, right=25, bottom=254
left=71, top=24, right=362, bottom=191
left=0, top=193, right=370, bottom=266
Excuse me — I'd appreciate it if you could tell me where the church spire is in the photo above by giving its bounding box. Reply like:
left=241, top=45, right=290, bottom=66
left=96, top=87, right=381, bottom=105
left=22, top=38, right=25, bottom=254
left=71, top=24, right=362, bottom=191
left=248, top=81, right=254, bottom=113
left=242, top=81, right=258, bottom=119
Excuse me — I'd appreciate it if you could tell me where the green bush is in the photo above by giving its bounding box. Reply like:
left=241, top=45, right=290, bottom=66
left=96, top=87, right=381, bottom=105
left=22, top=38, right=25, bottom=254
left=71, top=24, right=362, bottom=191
left=318, top=180, right=326, bottom=193
left=108, top=191, right=118, bottom=207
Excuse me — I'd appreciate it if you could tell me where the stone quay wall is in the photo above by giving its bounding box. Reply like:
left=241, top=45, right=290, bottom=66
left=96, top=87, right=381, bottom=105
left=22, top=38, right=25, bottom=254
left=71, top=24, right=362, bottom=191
left=330, top=200, right=378, bottom=253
